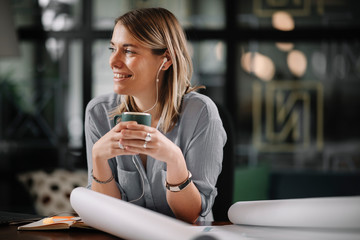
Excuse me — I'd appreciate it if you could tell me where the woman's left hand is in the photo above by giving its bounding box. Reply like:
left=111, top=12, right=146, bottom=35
left=118, top=122, right=181, bottom=165
left=120, top=122, right=201, bottom=223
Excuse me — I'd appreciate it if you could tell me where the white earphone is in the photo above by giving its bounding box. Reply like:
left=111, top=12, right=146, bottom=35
left=156, top=58, right=167, bottom=83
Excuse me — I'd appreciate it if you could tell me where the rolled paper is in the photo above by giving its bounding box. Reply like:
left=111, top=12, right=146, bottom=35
left=228, top=196, right=360, bottom=229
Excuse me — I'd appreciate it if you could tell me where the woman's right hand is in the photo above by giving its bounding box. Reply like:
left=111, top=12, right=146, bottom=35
left=92, top=121, right=136, bottom=163
left=91, top=122, right=131, bottom=199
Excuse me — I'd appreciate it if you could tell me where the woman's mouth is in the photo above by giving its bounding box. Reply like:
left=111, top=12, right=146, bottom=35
left=114, top=73, right=132, bottom=81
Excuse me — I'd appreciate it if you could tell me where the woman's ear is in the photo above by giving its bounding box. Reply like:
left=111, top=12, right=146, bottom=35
left=162, top=51, right=172, bottom=70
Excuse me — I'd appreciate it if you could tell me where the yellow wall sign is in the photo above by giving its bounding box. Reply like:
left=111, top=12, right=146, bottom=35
left=252, top=81, right=323, bottom=152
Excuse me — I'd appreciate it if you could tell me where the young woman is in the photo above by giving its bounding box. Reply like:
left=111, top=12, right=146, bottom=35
left=85, top=8, right=226, bottom=223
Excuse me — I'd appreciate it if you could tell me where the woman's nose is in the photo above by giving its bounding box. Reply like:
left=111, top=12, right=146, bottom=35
left=109, top=51, right=124, bottom=68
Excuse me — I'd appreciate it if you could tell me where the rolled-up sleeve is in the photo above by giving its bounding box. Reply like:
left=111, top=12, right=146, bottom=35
left=182, top=100, right=227, bottom=217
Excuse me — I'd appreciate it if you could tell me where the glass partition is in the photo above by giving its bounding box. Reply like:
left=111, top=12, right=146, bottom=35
left=237, top=0, right=360, bottom=29
left=67, top=40, right=83, bottom=149
left=92, top=40, right=113, bottom=98
left=192, top=40, right=226, bottom=105
left=0, top=40, right=61, bottom=169
left=236, top=40, right=360, bottom=171
left=92, top=0, right=225, bottom=30
left=11, top=0, right=82, bottom=30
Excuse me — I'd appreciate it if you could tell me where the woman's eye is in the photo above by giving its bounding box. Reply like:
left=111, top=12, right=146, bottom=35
left=108, top=47, right=116, bottom=53
left=124, top=49, right=135, bottom=54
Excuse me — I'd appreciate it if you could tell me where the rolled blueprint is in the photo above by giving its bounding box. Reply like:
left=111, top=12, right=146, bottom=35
left=70, top=187, right=243, bottom=240
left=228, top=196, right=360, bottom=229
left=70, top=187, right=199, bottom=240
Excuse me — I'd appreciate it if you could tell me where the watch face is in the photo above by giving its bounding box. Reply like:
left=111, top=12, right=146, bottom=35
left=165, top=172, right=192, bottom=192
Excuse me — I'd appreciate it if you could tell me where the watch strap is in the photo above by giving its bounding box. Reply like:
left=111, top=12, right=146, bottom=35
left=165, top=171, right=192, bottom=192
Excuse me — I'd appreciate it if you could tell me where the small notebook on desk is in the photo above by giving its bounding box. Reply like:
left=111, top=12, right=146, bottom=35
left=17, top=216, right=92, bottom=230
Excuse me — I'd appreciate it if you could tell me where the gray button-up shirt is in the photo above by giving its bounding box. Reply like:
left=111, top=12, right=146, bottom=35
left=85, top=92, right=227, bottom=221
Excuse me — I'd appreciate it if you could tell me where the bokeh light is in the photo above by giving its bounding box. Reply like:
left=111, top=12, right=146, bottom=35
left=287, top=50, right=307, bottom=77
left=272, top=11, right=295, bottom=31
left=242, top=52, right=275, bottom=81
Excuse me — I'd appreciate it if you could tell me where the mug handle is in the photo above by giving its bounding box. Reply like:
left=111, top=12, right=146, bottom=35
left=114, top=115, right=122, bottom=126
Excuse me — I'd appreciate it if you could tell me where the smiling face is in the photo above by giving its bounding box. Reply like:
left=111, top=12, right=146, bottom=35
left=109, top=23, right=164, bottom=101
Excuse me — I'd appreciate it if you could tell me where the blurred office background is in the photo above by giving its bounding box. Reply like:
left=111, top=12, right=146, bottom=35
left=1, top=0, right=360, bottom=218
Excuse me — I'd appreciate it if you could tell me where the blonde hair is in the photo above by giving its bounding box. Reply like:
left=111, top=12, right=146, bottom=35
left=112, top=8, right=203, bottom=133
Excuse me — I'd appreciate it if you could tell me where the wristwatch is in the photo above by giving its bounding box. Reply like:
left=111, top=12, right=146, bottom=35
left=165, top=171, right=192, bottom=192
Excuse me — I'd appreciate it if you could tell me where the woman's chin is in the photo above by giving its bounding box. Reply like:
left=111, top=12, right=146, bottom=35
left=113, top=86, right=126, bottom=95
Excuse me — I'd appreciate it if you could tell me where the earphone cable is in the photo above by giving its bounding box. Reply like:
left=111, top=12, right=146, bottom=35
left=129, top=155, right=145, bottom=203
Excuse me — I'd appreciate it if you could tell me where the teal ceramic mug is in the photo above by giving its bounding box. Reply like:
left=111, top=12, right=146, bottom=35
left=113, top=112, right=151, bottom=126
